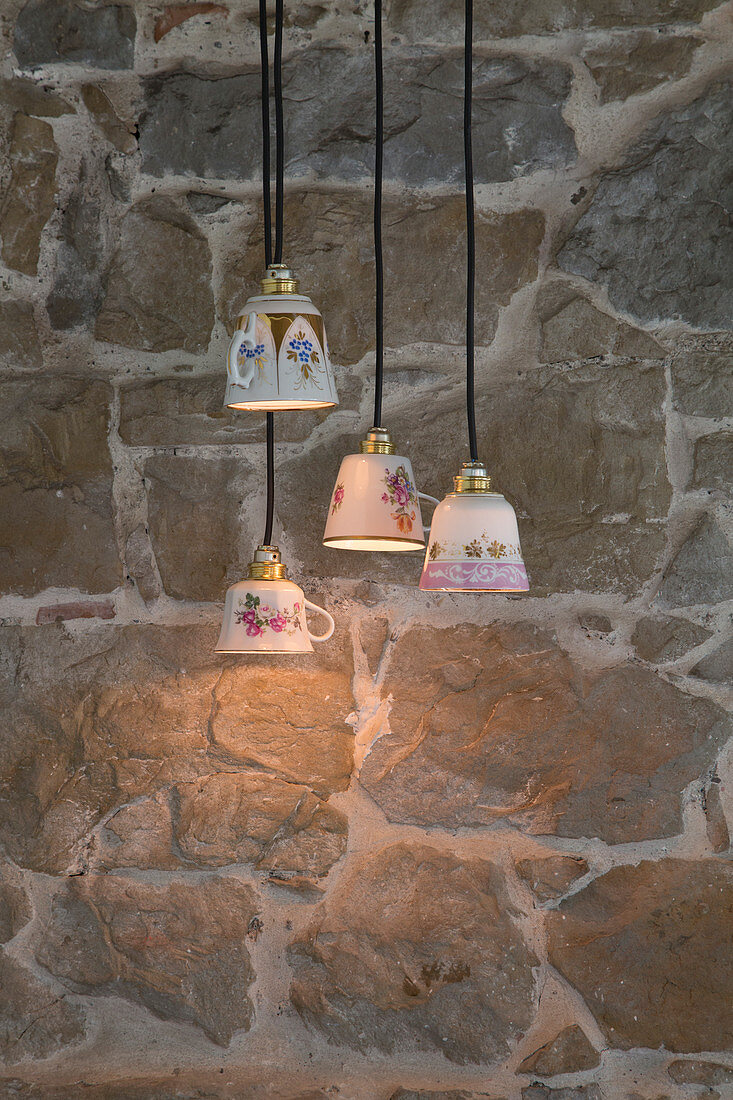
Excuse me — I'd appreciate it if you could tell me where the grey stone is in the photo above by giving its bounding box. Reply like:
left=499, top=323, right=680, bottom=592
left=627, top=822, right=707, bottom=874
left=386, top=0, right=718, bottom=39
left=658, top=514, right=733, bottom=607
left=577, top=613, right=612, bottom=633
left=140, top=51, right=575, bottom=184
left=119, top=374, right=258, bottom=447
left=187, top=191, right=233, bottom=215
left=0, top=952, right=85, bottom=1064
left=0, top=376, right=120, bottom=596
left=515, top=855, right=588, bottom=902
left=668, top=1060, right=733, bottom=1087
left=144, top=453, right=252, bottom=602
left=670, top=338, right=733, bottom=417
left=690, top=637, right=733, bottom=685
left=360, top=623, right=731, bottom=843
left=522, top=1088, right=602, bottom=1100
left=14, top=0, right=136, bottom=70
left=702, top=773, right=730, bottom=853
left=36, top=875, right=257, bottom=1045
left=290, top=844, right=538, bottom=1064
left=537, top=285, right=665, bottom=364
left=632, top=615, right=711, bottom=662
left=0, top=870, right=31, bottom=943
left=692, top=431, right=733, bottom=493
left=47, top=162, right=107, bottom=331
left=559, top=84, right=733, bottom=329
left=0, top=114, right=58, bottom=276
left=547, top=859, right=733, bottom=1051
left=95, top=199, right=214, bottom=353
left=0, top=300, right=42, bottom=370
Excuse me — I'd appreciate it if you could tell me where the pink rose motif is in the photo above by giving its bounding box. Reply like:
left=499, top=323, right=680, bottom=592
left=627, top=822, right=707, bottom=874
left=242, top=609, right=263, bottom=637
left=393, top=482, right=410, bottom=507
left=334, top=486, right=344, bottom=506
left=381, top=492, right=389, bottom=502
left=293, top=602, right=301, bottom=613
left=270, top=611, right=287, bottom=632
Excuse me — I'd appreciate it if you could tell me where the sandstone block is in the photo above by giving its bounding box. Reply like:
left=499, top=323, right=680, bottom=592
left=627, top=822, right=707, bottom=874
left=690, top=637, right=733, bottom=685
left=14, top=0, right=135, bottom=69
left=0, top=376, right=120, bottom=596
left=0, top=952, right=85, bottom=1064
left=360, top=623, right=730, bottom=843
left=81, top=83, right=137, bottom=153
left=0, top=299, right=42, bottom=370
left=517, top=1025, right=599, bottom=1077
left=0, top=114, right=57, bottom=276
left=668, top=1061, right=733, bottom=1087
left=36, top=875, right=257, bottom=1045
left=559, top=84, right=732, bottom=328
left=0, top=868, right=31, bottom=943
left=670, top=340, right=733, bottom=417
left=582, top=32, right=699, bottom=103
left=46, top=163, right=107, bottom=331
left=289, top=844, right=538, bottom=1064
left=515, top=855, right=588, bottom=902
left=95, top=200, right=214, bottom=353
left=546, top=859, right=733, bottom=1051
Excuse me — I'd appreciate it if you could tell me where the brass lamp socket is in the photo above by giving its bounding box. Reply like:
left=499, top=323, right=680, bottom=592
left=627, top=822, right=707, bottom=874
left=260, top=263, right=300, bottom=295
left=453, top=461, right=492, bottom=494
left=359, top=426, right=396, bottom=455
left=247, top=544, right=287, bottom=580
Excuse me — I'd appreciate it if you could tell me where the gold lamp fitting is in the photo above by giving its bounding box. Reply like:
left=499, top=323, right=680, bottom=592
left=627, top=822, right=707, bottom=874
left=453, top=460, right=492, bottom=493
left=247, top=545, right=287, bottom=580
left=359, top=426, right=396, bottom=455
left=260, top=263, right=300, bottom=295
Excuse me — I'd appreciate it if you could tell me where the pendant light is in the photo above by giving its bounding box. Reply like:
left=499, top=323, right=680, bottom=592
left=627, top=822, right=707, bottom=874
left=322, top=0, right=438, bottom=552
left=224, top=0, right=338, bottom=412
left=216, top=0, right=335, bottom=654
left=419, top=0, right=528, bottom=593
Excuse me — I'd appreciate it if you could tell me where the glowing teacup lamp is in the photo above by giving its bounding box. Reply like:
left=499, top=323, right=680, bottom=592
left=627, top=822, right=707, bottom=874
left=216, top=546, right=334, bottom=655
left=323, top=0, right=436, bottom=553
left=419, top=0, right=529, bottom=593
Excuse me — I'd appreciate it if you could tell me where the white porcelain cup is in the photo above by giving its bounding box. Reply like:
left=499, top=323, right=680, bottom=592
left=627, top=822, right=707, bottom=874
left=420, top=491, right=529, bottom=591
left=215, top=577, right=335, bottom=653
left=323, top=452, right=439, bottom=551
left=225, top=291, right=338, bottom=411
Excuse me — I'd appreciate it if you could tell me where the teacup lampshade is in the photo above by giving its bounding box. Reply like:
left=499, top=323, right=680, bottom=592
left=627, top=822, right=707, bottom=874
left=419, top=462, right=528, bottom=591
left=225, top=264, right=338, bottom=412
left=216, top=546, right=334, bottom=654
left=323, top=427, right=439, bottom=552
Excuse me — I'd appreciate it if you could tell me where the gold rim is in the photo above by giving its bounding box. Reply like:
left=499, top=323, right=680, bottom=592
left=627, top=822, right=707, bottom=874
left=227, top=400, right=336, bottom=410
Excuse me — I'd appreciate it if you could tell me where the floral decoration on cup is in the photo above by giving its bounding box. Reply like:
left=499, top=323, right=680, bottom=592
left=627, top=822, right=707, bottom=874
left=382, top=465, right=418, bottom=534
left=287, top=331, right=322, bottom=386
left=238, top=340, right=266, bottom=373
left=235, top=593, right=301, bottom=637
left=331, top=482, right=345, bottom=515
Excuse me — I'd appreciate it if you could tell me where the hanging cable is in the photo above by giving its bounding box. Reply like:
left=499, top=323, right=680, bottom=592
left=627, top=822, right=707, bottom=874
left=464, top=0, right=479, bottom=462
left=273, top=0, right=285, bottom=263
left=372, top=0, right=385, bottom=429
left=258, top=0, right=272, bottom=267
left=258, top=0, right=277, bottom=544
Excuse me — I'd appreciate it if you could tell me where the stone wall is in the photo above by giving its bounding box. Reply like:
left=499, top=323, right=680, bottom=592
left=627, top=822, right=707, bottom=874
left=0, top=0, right=731, bottom=1097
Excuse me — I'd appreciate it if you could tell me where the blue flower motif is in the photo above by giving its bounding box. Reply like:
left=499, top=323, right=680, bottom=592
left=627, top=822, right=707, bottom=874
left=243, top=342, right=266, bottom=359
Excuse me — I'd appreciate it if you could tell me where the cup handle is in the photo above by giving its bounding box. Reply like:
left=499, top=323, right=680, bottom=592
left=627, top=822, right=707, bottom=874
left=305, top=599, right=335, bottom=643
left=418, top=491, right=441, bottom=534
left=227, top=312, right=258, bottom=387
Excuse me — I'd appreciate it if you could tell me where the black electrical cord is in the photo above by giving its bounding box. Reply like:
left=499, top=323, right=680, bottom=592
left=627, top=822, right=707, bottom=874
left=273, top=0, right=285, bottom=264
left=264, top=411, right=275, bottom=544
left=372, top=0, right=384, bottom=430
left=258, top=0, right=272, bottom=267
left=464, top=0, right=479, bottom=462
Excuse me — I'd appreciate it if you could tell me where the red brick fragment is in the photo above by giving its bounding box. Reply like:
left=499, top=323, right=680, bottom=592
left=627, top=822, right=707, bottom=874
left=36, top=600, right=115, bottom=625
left=154, top=3, right=227, bottom=43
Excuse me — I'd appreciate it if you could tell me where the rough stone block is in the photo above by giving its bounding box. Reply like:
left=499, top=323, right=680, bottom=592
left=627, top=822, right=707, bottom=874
left=658, top=514, right=733, bottom=607
left=515, top=855, right=588, bottom=902
left=144, top=453, right=252, bottom=602
left=0, top=952, right=85, bottom=1064
left=0, top=114, right=57, bottom=275
left=517, top=1025, right=599, bottom=1077
left=289, top=844, right=538, bottom=1064
left=0, top=299, right=42, bottom=370
left=546, top=859, right=733, bottom=1051
left=632, top=615, right=711, bottom=662
left=95, top=199, right=214, bottom=353
left=36, top=875, right=257, bottom=1045
left=360, top=623, right=730, bottom=843
left=140, top=52, right=575, bottom=184
left=14, top=0, right=136, bottom=69
left=0, top=376, right=120, bottom=596
left=690, top=637, right=733, bottom=685
left=692, top=431, right=733, bottom=493
left=670, top=339, right=733, bottom=417
left=559, top=84, right=733, bottom=329
left=582, top=32, right=699, bottom=103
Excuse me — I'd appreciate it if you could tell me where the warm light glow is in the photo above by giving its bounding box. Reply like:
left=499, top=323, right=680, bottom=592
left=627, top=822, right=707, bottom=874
left=324, top=535, right=424, bottom=551
left=227, top=399, right=337, bottom=411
